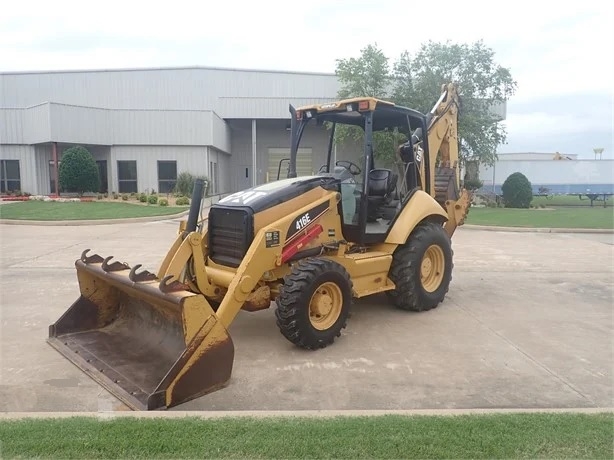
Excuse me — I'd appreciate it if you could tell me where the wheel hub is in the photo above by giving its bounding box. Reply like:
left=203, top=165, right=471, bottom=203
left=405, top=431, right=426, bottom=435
left=420, top=244, right=445, bottom=293
left=309, top=282, right=342, bottom=331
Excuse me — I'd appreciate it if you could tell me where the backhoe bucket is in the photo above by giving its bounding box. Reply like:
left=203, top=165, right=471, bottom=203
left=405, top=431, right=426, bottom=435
left=47, top=250, right=234, bottom=411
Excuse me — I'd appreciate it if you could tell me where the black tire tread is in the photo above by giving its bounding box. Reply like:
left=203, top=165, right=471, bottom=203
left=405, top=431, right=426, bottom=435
left=275, top=258, right=352, bottom=350
left=387, top=221, right=453, bottom=312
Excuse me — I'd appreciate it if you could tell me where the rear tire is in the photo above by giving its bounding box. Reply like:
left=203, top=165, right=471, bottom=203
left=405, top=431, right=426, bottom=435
left=387, top=221, right=453, bottom=311
left=275, top=258, right=352, bottom=350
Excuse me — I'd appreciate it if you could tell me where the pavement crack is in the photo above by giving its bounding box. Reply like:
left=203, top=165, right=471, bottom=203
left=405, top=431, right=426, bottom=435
left=450, top=298, right=596, bottom=405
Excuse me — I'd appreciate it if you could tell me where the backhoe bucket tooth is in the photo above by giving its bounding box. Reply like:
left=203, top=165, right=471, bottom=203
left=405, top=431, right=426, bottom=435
left=129, top=264, right=157, bottom=283
left=101, top=256, right=129, bottom=272
left=47, top=254, right=234, bottom=411
left=159, top=275, right=191, bottom=294
left=81, top=249, right=104, bottom=264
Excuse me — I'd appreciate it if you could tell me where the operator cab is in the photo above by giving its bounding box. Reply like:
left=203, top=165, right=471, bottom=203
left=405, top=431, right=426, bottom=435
left=288, top=98, right=430, bottom=244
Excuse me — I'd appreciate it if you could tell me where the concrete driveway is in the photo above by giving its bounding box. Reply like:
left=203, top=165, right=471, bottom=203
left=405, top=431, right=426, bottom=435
left=1, top=218, right=612, bottom=412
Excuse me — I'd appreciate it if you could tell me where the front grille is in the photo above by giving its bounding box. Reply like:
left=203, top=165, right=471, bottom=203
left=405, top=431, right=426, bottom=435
left=208, top=207, right=253, bottom=268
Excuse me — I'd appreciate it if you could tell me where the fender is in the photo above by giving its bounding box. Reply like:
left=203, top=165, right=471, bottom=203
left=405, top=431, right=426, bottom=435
left=385, top=190, right=448, bottom=245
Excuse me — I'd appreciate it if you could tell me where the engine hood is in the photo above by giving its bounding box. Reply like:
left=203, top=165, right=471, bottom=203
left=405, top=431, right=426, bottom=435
left=215, top=176, right=339, bottom=214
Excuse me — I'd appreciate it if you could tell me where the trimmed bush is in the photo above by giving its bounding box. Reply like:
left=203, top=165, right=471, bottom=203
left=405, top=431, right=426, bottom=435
left=58, top=146, right=100, bottom=195
left=176, top=196, right=190, bottom=206
left=463, top=178, right=484, bottom=191
left=139, top=193, right=147, bottom=203
left=121, top=194, right=128, bottom=201
left=147, top=195, right=158, bottom=205
left=501, top=172, right=533, bottom=209
left=159, top=198, right=169, bottom=207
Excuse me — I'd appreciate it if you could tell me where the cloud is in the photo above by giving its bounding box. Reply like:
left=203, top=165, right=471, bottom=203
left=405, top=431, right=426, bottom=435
left=1, top=0, right=612, bottom=157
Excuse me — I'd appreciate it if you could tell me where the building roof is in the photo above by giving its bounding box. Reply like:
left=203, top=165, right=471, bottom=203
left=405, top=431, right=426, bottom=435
left=0, top=64, right=336, bottom=77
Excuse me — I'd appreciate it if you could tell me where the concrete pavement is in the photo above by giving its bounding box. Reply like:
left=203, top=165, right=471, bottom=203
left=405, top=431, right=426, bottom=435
left=1, top=220, right=612, bottom=412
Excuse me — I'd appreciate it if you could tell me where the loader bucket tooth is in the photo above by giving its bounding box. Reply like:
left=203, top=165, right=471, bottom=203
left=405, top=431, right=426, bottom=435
left=47, top=257, right=235, bottom=411
left=80, top=249, right=104, bottom=264
left=101, top=256, right=130, bottom=272
left=159, top=275, right=191, bottom=294
left=129, top=264, right=157, bottom=283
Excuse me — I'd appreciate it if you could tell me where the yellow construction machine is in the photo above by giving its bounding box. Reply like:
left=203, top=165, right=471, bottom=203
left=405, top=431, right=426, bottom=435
left=48, top=82, right=471, bottom=410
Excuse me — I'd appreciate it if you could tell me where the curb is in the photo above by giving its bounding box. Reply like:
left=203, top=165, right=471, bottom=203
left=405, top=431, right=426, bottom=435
left=0, top=407, right=611, bottom=420
left=461, top=224, right=614, bottom=234
left=0, top=210, right=190, bottom=226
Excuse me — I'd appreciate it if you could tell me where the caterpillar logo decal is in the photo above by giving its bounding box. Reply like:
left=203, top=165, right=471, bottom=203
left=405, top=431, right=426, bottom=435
left=286, top=202, right=329, bottom=241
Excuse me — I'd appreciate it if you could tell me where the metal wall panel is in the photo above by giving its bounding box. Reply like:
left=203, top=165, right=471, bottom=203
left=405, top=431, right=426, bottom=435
left=0, top=144, right=38, bottom=194
left=1, top=68, right=341, bottom=117
left=226, top=118, right=364, bottom=192
left=2, top=103, right=232, bottom=150
left=0, top=104, right=51, bottom=144
left=216, top=97, right=337, bottom=119
left=110, top=145, right=209, bottom=194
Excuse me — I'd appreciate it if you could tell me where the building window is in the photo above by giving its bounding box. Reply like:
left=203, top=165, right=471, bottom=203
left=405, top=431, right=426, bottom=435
left=157, top=160, right=177, bottom=194
left=1, top=160, right=21, bottom=193
left=117, top=160, right=138, bottom=193
left=209, top=160, right=218, bottom=194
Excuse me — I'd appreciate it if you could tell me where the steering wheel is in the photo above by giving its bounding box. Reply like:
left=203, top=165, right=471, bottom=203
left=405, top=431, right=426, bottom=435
left=336, top=160, right=362, bottom=176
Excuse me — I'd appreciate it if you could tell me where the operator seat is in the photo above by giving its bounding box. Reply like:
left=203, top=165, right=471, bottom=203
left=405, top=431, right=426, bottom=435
left=366, top=169, right=398, bottom=221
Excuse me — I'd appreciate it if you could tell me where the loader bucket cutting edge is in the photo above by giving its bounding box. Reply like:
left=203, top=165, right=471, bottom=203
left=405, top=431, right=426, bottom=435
left=47, top=255, right=235, bottom=411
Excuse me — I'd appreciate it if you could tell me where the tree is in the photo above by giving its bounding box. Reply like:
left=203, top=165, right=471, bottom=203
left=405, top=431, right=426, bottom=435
left=333, top=41, right=517, bottom=167
left=58, top=146, right=99, bottom=195
left=501, top=172, right=533, bottom=208
left=333, top=44, right=400, bottom=164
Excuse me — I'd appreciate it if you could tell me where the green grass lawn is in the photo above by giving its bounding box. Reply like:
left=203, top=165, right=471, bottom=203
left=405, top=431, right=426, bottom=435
left=0, top=413, right=611, bottom=459
left=0, top=201, right=187, bottom=221
left=532, top=194, right=612, bottom=207
left=466, top=206, right=614, bottom=229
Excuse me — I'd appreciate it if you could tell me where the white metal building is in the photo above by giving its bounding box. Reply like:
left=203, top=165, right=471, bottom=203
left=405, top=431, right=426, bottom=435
left=479, top=152, right=614, bottom=194
left=0, top=66, right=351, bottom=196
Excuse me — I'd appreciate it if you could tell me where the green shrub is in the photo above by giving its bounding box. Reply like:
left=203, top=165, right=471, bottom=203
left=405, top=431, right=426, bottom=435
left=97, top=194, right=103, bottom=200
left=175, top=172, right=194, bottom=197
left=176, top=196, right=190, bottom=206
left=159, top=198, right=169, bottom=207
left=147, top=195, right=158, bottom=205
left=501, top=172, right=533, bottom=208
left=463, top=178, right=484, bottom=191
left=58, top=146, right=100, bottom=195
left=175, top=172, right=210, bottom=197
left=112, top=192, right=119, bottom=200
left=139, top=193, right=147, bottom=203
left=121, top=194, right=128, bottom=201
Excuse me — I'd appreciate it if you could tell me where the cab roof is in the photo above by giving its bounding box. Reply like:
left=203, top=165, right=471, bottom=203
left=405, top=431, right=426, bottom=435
left=294, top=97, right=425, bottom=132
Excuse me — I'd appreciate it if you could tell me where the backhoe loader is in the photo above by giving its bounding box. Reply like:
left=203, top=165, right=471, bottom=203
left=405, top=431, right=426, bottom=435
left=48, top=82, right=471, bottom=410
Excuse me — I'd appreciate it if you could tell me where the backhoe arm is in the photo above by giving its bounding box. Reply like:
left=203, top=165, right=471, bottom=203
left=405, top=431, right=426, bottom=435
left=421, top=83, right=471, bottom=237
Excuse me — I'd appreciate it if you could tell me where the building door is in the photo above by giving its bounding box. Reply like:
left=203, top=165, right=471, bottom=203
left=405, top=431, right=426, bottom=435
left=238, top=164, right=251, bottom=191
left=96, top=160, right=108, bottom=193
left=267, top=147, right=313, bottom=182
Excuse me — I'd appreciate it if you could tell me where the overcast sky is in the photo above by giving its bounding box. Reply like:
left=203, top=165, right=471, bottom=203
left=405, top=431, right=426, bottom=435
left=1, top=0, right=612, bottom=158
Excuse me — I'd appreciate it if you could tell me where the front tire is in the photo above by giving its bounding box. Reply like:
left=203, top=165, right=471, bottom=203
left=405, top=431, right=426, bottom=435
left=387, top=221, right=453, bottom=311
left=275, top=258, right=353, bottom=350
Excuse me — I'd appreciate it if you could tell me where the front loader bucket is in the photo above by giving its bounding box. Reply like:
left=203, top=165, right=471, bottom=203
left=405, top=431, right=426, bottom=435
left=47, top=250, right=234, bottom=411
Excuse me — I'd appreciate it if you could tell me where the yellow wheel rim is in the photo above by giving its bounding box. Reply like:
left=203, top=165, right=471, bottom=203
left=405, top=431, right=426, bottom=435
left=420, top=244, right=445, bottom=293
left=309, top=282, right=343, bottom=331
